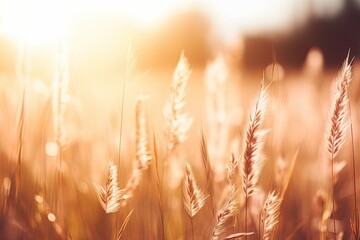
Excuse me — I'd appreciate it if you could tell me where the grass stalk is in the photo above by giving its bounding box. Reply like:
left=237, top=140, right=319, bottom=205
left=190, top=217, right=195, bottom=240
left=349, top=84, right=360, bottom=239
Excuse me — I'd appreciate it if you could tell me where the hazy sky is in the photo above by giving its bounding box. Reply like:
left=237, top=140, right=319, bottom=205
left=0, top=0, right=354, bottom=46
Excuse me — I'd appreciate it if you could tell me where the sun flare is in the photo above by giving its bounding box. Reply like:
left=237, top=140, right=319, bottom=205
left=0, top=0, right=345, bottom=46
left=0, top=0, right=69, bottom=45
left=0, top=0, right=191, bottom=46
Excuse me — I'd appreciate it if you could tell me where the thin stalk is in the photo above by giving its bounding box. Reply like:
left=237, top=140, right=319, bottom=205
left=331, top=152, right=336, bottom=238
left=158, top=148, right=172, bottom=240
left=245, top=194, right=248, bottom=240
left=15, top=40, right=29, bottom=202
left=118, top=43, right=135, bottom=168
left=115, top=65, right=126, bottom=234
left=190, top=217, right=195, bottom=240
left=153, top=134, right=166, bottom=240
left=56, top=141, right=64, bottom=225
left=18, top=89, right=25, bottom=165
left=117, top=63, right=126, bottom=169
left=115, top=69, right=125, bottom=236
left=200, top=129, right=215, bottom=218
left=115, top=45, right=132, bottom=235
left=15, top=86, right=25, bottom=201
left=349, top=95, right=359, bottom=239
left=158, top=142, right=172, bottom=239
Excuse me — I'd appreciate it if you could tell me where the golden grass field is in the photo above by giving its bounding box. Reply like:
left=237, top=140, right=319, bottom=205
left=1, top=46, right=360, bottom=240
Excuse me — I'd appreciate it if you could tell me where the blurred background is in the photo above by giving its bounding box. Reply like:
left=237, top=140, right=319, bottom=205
left=1, top=1, right=360, bottom=239
left=0, top=0, right=359, bottom=77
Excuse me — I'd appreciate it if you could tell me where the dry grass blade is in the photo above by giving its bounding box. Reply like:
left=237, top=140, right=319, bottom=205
left=135, top=96, right=152, bottom=168
left=200, top=129, right=211, bottom=184
left=122, top=97, right=152, bottom=203
left=116, top=209, right=134, bottom=240
left=262, top=191, right=282, bottom=240
left=225, top=232, right=255, bottom=239
left=200, top=129, right=215, bottom=217
left=212, top=188, right=238, bottom=240
left=242, top=79, right=269, bottom=197
left=326, top=57, right=351, bottom=159
left=183, top=163, right=207, bottom=218
left=164, top=51, right=193, bottom=150
left=95, top=162, right=122, bottom=213
left=280, top=150, right=298, bottom=199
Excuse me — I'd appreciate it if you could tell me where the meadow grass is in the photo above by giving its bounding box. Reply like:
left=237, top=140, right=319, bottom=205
left=0, top=48, right=359, bottom=240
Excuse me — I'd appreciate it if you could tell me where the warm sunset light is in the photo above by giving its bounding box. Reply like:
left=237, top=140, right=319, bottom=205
left=0, top=0, right=359, bottom=239
left=0, top=0, right=68, bottom=45
left=0, top=0, right=347, bottom=46
left=0, top=0, right=195, bottom=46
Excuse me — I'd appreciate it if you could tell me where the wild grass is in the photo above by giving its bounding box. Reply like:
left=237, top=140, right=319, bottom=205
left=326, top=56, right=352, bottom=238
left=94, top=162, right=122, bottom=214
left=242, top=79, right=268, bottom=238
left=183, top=163, right=207, bottom=240
left=262, top=191, right=282, bottom=240
left=0, top=46, right=359, bottom=240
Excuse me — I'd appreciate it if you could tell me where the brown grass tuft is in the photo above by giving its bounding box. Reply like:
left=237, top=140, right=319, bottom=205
left=326, top=57, right=352, bottom=159
left=95, top=162, right=122, bottom=214
left=242, top=79, right=269, bottom=198
left=227, top=153, right=239, bottom=188
left=212, top=188, right=238, bottom=240
left=326, top=56, right=352, bottom=237
left=262, top=191, right=282, bottom=240
left=200, top=130, right=216, bottom=217
left=164, top=51, right=193, bottom=150
left=242, top=79, right=269, bottom=238
left=183, top=163, right=207, bottom=218
left=122, top=97, right=152, bottom=203
left=135, top=96, right=152, bottom=167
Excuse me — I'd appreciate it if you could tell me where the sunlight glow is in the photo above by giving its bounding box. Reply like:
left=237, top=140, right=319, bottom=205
left=101, top=0, right=194, bottom=25
left=0, top=0, right=68, bottom=45
left=45, top=142, right=59, bottom=157
left=47, top=213, right=56, bottom=222
left=0, top=0, right=346, bottom=46
left=0, top=0, right=193, bottom=46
